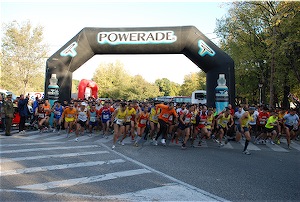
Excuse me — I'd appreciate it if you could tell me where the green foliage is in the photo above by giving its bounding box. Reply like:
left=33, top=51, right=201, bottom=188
left=1, top=20, right=48, bottom=95
left=92, top=61, right=162, bottom=100
left=180, top=71, right=206, bottom=96
left=215, top=1, right=300, bottom=106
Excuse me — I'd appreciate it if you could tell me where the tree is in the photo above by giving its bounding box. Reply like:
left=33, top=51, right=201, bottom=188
left=92, top=61, right=162, bottom=100
left=180, top=71, right=206, bottom=96
left=215, top=1, right=300, bottom=107
left=1, top=20, right=48, bottom=95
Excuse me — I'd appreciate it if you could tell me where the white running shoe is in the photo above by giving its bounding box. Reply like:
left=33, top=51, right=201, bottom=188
left=53, top=129, right=56, bottom=133
left=112, top=145, right=115, bottom=150
left=243, top=150, right=251, bottom=155
left=153, top=140, right=158, bottom=146
left=161, top=138, right=166, bottom=145
left=75, top=138, right=79, bottom=142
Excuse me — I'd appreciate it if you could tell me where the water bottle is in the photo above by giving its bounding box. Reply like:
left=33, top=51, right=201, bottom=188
left=48, top=74, right=59, bottom=101
left=215, top=74, right=229, bottom=114
left=47, top=74, right=59, bottom=126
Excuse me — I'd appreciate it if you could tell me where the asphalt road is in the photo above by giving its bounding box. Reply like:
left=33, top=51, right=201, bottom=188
left=1, top=129, right=299, bottom=202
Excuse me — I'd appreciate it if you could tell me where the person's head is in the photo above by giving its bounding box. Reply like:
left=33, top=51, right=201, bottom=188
left=181, top=103, right=186, bottom=109
left=120, top=102, right=127, bottom=109
left=224, top=107, right=231, bottom=115
left=289, top=108, right=297, bottom=115
left=168, top=102, right=174, bottom=109
left=69, top=102, right=74, bottom=109
left=7, top=94, right=12, bottom=100
left=202, top=105, right=207, bottom=112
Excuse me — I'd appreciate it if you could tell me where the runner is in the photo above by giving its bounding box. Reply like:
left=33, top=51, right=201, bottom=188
left=179, top=105, right=193, bottom=149
left=75, top=102, right=89, bottom=141
left=35, top=102, right=48, bottom=132
left=215, top=108, right=234, bottom=147
left=52, top=101, right=64, bottom=133
left=110, top=102, right=127, bottom=149
left=59, top=103, right=77, bottom=137
left=198, top=108, right=215, bottom=146
left=153, top=102, right=178, bottom=146
left=283, top=108, right=299, bottom=150
left=98, top=101, right=114, bottom=138
left=149, top=101, right=160, bottom=142
left=120, top=101, right=136, bottom=143
left=239, top=107, right=255, bottom=155
left=134, top=105, right=149, bottom=147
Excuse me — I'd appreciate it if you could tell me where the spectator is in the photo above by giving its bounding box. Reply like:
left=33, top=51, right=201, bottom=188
left=18, top=94, right=29, bottom=134
left=3, top=94, right=14, bottom=136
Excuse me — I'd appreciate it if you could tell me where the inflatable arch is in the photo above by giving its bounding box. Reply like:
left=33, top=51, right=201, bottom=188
left=45, top=26, right=235, bottom=107
left=78, top=79, right=98, bottom=100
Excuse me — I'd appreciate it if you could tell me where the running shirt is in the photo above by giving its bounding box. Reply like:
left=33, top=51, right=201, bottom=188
left=62, top=108, right=77, bottom=119
left=89, top=110, right=97, bottom=123
left=156, top=103, right=178, bottom=123
left=37, top=107, right=45, bottom=119
left=191, top=111, right=197, bottom=125
left=198, top=112, right=208, bottom=129
left=258, top=111, right=269, bottom=126
left=283, top=113, right=299, bottom=127
left=77, top=108, right=88, bottom=122
left=98, top=107, right=113, bottom=123
left=137, top=112, right=149, bottom=128
left=43, top=104, right=51, bottom=116
left=205, top=114, right=214, bottom=129
left=149, top=106, right=159, bottom=123
left=240, top=112, right=253, bottom=128
left=115, top=109, right=127, bottom=125
left=265, top=115, right=278, bottom=129
left=218, top=113, right=232, bottom=128
left=126, top=107, right=136, bottom=122
left=53, top=105, right=63, bottom=119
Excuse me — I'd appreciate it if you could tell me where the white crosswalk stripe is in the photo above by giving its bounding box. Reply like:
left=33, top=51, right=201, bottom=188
left=0, top=151, right=109, bottom=163
left=1, top=159, right=125, bottom=176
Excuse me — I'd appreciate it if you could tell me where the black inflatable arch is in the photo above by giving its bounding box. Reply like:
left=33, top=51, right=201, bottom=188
left=45, top=26, right=235, bottom=107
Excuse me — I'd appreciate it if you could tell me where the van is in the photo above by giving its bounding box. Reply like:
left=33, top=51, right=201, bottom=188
left=191, top=90, right=207, bottom=105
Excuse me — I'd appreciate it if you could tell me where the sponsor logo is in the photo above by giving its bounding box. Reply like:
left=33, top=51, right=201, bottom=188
left=60, top=42, right=78, bottom=57
left=98, top=31, right=177, bottom=45
left=198, top=40, right=215, bottom=57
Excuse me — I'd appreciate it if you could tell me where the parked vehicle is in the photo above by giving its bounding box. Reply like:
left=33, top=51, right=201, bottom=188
left=191, top=90, right=207, bottom=105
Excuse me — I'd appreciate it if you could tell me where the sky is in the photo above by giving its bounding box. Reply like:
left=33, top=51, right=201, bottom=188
left=1, top=0, right=231, bottom=84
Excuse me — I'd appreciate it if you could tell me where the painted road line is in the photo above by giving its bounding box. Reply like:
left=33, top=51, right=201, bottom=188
left=0, top=145, right=100, bottom=154
left=23, top=133, right=53, bottom=140
left=43, top=135, right=69, bottom=141
left=0, top=142, right=64, bottom=147
left=100, top=143, right=229, bottom=202
left=1, top=159, right=125, bottom=176
left=279, top=140, right=300, bottom=151
left=17, top=169, right=151, bottom=190
left=265, top=143, right=288, bottom=152
left=68, top=135, right=94, bottom=142
left=0, top=151, right=109, bottom=163
left=240, top=141, right=261, bottom=151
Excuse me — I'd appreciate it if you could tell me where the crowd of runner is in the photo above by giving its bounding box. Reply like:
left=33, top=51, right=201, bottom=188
left=16, top=97, right=300, bottom=154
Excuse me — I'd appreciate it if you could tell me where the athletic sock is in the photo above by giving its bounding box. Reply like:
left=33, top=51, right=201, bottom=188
left=243, top=139, right=249, bottom=151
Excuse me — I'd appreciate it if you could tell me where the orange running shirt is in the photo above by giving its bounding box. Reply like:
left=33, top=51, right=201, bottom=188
left=156, top=103, right=178, bottom=123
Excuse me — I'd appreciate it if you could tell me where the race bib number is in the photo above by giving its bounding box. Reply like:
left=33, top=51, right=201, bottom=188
left=103, top=114, right=109, bottom=119
left=116, top=119, right=124, bottom=125
left=90, top=117, right=96, bottom=122
left=152, top=115, right=158, bottom=121
left=162, top=113, right=169, bottom=118
left=140, top=119, right=147, bottom=124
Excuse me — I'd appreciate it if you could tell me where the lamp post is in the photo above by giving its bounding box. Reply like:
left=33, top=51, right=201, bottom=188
left=258, top=83, right=263, bottom=105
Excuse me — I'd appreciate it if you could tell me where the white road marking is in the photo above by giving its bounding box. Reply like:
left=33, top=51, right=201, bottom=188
left=240, top=141, right=261, bottom=151
left=0, top=142, right=64, bottom=147
left=265, top=143, right=288, bottom=152
left=0, top=145, right=100, bottom=154
left=17, top=169, right=151, bottom=190
left=1, top=159, right=125, bottom=176
left=0, top=151, right=109, bottom=163
left=100, top=143, right=229, bottom=201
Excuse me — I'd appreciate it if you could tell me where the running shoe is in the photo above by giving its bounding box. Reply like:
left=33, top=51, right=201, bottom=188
left=181, top=143, right=187, bottom=150
left=287, top=145, right=292, bottom=150
left=75, top=138, right=79, bottom=142
left=243, top=150, right=251, bottom=155
left=134, top=141, right=139, bottom=147
left=112, top=145, right=115, bottom=150
left=219, top=143, right=224, bottom=147
left=152, top=140, right=158, bottom=146
left=225, top=138, right=229, bottom=144
left=270, top=141, right=275, bottom=145
left=161, top=138, right=166, bottom=145
left=53, top=129, right=56, bottom=133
